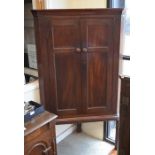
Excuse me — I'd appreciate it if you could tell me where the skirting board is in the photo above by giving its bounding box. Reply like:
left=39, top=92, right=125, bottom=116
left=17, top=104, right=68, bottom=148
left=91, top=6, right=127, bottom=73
left=56, top=125, right=77, bottom=144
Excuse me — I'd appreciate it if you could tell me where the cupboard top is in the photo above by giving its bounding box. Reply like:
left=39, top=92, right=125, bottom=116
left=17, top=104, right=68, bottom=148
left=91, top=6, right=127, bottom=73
left=32, top=8, right=123, bottom=17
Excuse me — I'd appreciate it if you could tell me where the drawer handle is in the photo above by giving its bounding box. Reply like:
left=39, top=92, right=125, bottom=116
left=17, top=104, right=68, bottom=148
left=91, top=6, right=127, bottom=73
left=43, top=146, right=52, bottom=154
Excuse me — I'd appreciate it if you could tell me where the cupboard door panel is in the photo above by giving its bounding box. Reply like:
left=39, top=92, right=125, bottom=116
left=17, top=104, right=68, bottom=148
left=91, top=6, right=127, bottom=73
left=81, top=18, right=114, bottom=114
left=55, top=53, right=82, bottom=113
left=48, top=18, right=82, bottom=115
left=87, top=24, right=109, bottom=48
left=53, top=25, right=78, bottom=49
left=87, top=52, right=107, bottom=108
left=51, top=18, right=80, bottom=51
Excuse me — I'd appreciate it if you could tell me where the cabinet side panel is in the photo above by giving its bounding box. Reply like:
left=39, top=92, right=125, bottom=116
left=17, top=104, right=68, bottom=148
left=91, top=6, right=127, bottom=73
left=33, top=17, right=55, bottom=112
left=112, top=16, right=122, bottom=114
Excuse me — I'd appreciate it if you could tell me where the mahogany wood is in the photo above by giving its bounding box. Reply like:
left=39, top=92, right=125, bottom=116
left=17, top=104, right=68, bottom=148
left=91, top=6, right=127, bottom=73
left=32, top=9, right=123, bottom=122
left=118, top=77, right=130, bottom=155
left=56, top=114, right=119, bottom=124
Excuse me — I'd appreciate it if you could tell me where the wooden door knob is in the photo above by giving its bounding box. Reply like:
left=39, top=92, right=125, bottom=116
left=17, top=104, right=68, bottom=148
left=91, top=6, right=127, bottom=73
left=76, top=48, right=81, bottom=53
left=83, top=48, right=88, bottom=52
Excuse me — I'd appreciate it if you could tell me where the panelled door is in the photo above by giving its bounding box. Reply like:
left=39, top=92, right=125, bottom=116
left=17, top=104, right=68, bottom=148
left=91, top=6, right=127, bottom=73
left=48, top=17, right=83, bottom=116
left=80, top=17, right=114, bottom=115
left=47, top=16, right=115, bottom=116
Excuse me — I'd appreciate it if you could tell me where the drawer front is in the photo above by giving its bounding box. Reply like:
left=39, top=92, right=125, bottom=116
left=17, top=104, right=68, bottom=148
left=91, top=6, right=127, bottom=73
left=25, top=124, right=52, bottom=143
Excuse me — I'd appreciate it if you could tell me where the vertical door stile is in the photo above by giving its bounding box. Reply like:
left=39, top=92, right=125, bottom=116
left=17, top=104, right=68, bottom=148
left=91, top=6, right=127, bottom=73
left=80, top=18, right=88, bottom=114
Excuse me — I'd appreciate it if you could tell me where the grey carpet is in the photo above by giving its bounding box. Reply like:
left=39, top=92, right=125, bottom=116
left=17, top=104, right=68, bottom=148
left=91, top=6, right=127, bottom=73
left=57, top=132, right=114, bottom=155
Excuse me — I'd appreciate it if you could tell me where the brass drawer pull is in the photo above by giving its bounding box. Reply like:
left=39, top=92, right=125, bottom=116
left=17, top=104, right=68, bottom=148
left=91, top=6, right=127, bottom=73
left=43, top=146, right=52, bottom=154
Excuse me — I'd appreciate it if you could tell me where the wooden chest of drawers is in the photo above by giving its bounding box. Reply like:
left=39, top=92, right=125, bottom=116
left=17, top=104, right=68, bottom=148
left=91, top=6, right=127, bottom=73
left=24, top=111, right=57, bottom=155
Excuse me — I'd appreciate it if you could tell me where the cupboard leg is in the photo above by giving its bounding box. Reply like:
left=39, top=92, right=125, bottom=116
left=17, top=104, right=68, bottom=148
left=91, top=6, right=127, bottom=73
left=76, top=123, right=82, bottom=133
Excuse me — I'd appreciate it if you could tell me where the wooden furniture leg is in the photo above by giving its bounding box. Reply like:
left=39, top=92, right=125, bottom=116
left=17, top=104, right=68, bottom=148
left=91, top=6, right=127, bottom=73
left=76, top=123, right=82, bottom=133
left=115, top=120, right=120, bottom=153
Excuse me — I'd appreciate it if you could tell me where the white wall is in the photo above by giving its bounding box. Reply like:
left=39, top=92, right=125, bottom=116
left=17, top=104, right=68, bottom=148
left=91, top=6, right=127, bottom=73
left=56, top=124, right=76, bottom=143
left=82, top=122, right=104, bottom=140
left=33, top=0, right=107, bottom=9
left=24, top=80, right=40, bottom=103
left=69, top=0, right=107, bottom=8
left=45, top=0, right=69, bottom=9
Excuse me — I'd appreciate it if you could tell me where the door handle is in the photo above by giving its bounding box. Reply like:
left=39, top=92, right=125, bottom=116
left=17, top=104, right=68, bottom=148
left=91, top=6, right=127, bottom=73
left=83, top=48, right=88, bottom=52
left=75, top=48, right=81, bottom=53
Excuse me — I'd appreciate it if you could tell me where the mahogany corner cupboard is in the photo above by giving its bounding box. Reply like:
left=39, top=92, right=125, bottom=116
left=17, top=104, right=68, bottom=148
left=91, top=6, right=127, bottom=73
left=32, top=9, right=123, bottom=123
